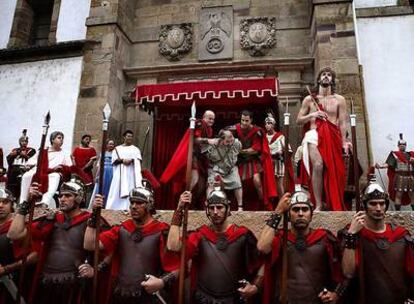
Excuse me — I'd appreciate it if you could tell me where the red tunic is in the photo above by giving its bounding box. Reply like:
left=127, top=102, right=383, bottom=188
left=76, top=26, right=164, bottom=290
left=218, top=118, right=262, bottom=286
left=72, top=146, right=97, bottom=185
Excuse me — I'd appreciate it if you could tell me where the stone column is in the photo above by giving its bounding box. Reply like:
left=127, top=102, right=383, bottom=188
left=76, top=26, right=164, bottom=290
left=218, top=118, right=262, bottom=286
left=7, top=0, right=34, bottom=48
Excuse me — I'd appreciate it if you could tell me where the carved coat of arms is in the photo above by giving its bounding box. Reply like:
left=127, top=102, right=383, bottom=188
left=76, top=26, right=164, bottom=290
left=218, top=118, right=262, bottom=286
left=199, top=6, right=233, bottom=61
left=159, top=23, right=193, bottom=61
left=240, top=17, right=276, bottom=56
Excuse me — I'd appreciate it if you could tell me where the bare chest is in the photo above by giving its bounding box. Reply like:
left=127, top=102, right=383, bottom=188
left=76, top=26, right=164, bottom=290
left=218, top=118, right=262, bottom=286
left=312, top=96, right=340, bottom=122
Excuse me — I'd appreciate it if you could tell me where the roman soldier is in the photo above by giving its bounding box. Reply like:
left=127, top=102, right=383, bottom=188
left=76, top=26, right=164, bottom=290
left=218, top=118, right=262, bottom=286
left=8, top=179, right=94, bottom=303
left=229, top=110, right=277, bottom=210
left=85, top=180, right=179, bottom=304
left=0, top=189, right=37, bottom=304
left=6, top=130, right=36, bottom=199
left=341, top=176, right=414, bottom=303
left=258, top=190, right=346, bottom=304
left=376, top=133, right=414, bottom=210
left=167, top=187, right=264, bottom=303
left=264, top=113, right=294, bottom=196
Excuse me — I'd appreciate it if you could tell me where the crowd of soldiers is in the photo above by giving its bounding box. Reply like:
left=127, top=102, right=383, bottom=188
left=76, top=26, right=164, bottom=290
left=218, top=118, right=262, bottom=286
left=0, top=67, right=413, bottom=304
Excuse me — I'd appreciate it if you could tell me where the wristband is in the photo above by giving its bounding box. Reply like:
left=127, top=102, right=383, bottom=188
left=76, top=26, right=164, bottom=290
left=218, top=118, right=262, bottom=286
left=266, top=212, right=282, bottom=229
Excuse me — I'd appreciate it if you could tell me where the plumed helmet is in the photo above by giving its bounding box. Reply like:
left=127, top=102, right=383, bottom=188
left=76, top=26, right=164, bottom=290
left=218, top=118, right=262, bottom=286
left=361, top=174, right=389, bottom=210
left=206, top=177, right=229, bottom=207
left=264, top=113, right=276, bottom=125
left=398, top=133, right=406, bottom=146
left=129, top=179, right=155, bottom=214
left=60, top=178, right=85, bottom=204
left=289, top=185, right=313, bottom=214
left=19, top=129, right=28, bottom=144
left=0, top=188, right=15, bottom=203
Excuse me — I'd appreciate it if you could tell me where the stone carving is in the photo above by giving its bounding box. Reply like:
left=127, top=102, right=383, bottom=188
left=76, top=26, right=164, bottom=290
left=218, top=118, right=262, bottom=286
left=240, top=17, right=277, bottom=56
left=159, top=23, right=192, bottom=61
left=199, top=6, right=233, bottom=61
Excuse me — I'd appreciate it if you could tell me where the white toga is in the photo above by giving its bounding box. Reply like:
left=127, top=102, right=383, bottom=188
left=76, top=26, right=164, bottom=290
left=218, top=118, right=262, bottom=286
left=106, top=144, right=142, bottom=210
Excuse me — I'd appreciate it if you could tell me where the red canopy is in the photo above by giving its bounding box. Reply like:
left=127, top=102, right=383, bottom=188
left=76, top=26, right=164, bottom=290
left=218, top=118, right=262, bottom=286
left=133, top=77, right=278, bottom=107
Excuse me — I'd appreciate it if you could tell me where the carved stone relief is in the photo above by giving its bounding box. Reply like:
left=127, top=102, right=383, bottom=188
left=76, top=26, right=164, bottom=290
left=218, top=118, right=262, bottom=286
left=240, top=17, right=277, bottom=57
left=159, top=23, right=193, bottom=61
left=199, top=6, right=233, bottom=61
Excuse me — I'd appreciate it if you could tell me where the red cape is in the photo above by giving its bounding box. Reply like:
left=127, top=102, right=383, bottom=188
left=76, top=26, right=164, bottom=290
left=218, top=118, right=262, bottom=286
left=29, top=211, right=91, bottom=303
left=315, top=118, right=346, bottom=210
left=387, top=151, right=414, bottom=205
left=34, top=149, right=73, bottom=193
left=262, top=229, right=342, bottom=304
left=354, top=224, right=413, bottom=275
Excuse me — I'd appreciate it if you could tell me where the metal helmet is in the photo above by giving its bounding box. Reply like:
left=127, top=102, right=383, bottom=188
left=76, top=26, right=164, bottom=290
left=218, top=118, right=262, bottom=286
left=60, top=178, right=85, bottom=204
left=205, top=183, right=230, bottom=218
left=19, top=129, right=28, bottom=144
left=129, top=179, right=155, bottom=214
left=289, top=185, right=313, bottom=214
left=0, top=188, right=15, bottom=203
left=397, top=133, right=407, bottom=146
left=264, top=113, right=276, bottom=125
left=361, top=174, right=389, bottom=210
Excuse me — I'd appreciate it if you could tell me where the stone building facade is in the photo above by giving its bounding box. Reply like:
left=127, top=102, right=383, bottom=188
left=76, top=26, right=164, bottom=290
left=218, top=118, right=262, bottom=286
left=1, top=0, right=414, bottom=209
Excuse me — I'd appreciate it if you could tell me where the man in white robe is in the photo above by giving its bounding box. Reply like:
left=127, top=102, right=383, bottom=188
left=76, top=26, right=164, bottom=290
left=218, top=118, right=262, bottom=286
left=20, top=131, right=72, bottom=208
left=106, top=130, right=143, bottom=210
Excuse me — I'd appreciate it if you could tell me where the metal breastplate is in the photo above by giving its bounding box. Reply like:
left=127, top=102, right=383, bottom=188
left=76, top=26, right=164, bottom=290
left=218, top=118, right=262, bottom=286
left=274, top=240, right=330, bottom=304
left=42, top=221, right=87, bottom=282
left=115, top=227, right=162, bottom=297
left=0, top=233, right=15, bottom=266
left=196, top=235, right=246, bottom=298
left=362, top=237, right=409, bottom=303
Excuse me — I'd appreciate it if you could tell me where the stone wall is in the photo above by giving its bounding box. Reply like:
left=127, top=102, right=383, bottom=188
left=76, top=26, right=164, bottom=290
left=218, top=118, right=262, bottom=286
left=75, top=0, right=371, bottom=174
left=97, top=210, right=414, bottom=237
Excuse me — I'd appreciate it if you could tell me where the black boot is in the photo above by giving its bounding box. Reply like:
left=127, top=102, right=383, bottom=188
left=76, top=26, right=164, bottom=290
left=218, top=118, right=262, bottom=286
left=395, top=204, right=401, bottom=211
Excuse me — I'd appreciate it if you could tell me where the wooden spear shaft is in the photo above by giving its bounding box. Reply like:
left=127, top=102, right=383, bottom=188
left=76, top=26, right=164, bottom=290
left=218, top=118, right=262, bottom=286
left=350, top=98, right=365, bottom=304
left=178, top=102, right=196, bottom=304
left=18, top=111, right=51, bottom=304
left=280, top=100, right=291, bottom=304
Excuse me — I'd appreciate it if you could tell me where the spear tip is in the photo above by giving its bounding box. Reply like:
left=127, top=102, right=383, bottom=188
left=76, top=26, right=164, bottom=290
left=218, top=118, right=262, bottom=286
left=191, top=101, right=196, bottom=118
left=45, top=111, right=51, bottom=124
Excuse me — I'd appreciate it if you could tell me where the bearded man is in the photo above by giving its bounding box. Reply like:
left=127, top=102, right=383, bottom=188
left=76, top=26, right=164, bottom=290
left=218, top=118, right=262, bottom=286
left=297, top=67, right=348, bottom=211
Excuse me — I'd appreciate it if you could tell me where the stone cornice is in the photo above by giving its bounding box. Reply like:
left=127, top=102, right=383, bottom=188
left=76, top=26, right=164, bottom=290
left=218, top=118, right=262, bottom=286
left=356, top=5, right=414, bottom=18
left=123, top=58, right=314, bottom=79
left=0, top=40, right=86, bottom=65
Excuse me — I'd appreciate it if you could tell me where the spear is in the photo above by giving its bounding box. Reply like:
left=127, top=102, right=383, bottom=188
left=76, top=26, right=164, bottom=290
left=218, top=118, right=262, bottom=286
left=350, top=98, right=365, bottom=304
left=92, top=103, right=111, bottom=304
left=280, top=99, right=290, bottom=304
left=18, top=111, right=51, bottom=303
left=178, top=102, right=196, bottom=304
left=350, top=98, right=361, bottom=211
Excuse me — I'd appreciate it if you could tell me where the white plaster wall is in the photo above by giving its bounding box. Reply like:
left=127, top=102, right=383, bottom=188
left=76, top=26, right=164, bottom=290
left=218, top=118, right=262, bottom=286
left=355, top=0, right=397, bottom=8
left=0, top=57, right=83, bottom=165
left=357, top=15, right=414, bottom=210
left=0, top=0, right=17, bottom=49
left=56, top=0, right=91, bottom=42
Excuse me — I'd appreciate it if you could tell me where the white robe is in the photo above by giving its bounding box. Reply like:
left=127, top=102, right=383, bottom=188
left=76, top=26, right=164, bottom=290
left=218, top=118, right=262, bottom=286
left=20, top=149, right=72, bottom=208
left=106, top=144, right=142, bottom=210
left=301, top=129, right=318, bottom=176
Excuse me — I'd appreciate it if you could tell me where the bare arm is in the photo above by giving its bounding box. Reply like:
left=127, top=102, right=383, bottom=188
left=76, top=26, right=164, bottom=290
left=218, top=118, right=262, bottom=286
left=342, top=211, right=365, bottom=278
left=296, top=96, right=313, bottom=125
left=84, top=194, right=105, bottom=251
left=337, top=95, right=349, bottom=150
left=7, top=213, right=28, bottom=241
left=167, top=191, right=191, bottom=252
left=257, top=193, right=291, bottom=254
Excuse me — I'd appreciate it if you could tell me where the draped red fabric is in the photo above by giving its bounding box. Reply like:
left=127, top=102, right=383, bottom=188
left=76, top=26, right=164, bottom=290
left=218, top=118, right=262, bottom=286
left=316, top=119, right=346, bottom=211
